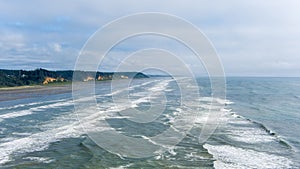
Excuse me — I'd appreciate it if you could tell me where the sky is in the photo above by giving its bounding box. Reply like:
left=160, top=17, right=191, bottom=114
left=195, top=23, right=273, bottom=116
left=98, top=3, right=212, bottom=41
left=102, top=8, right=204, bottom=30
left=0, top=0, right=299, bottom=76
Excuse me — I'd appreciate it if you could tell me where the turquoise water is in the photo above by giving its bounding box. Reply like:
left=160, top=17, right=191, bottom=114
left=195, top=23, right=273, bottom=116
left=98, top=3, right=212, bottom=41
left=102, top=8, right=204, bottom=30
left=0, top=77, right=299, bottom=168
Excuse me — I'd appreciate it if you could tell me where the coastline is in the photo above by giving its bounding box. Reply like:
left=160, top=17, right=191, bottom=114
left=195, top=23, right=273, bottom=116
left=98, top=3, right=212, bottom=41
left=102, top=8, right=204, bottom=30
left=0, top=84, right=72, bottom=102
left=0, top=85, right=44, bottom=91
left=0, top=79, right=127, bottom=102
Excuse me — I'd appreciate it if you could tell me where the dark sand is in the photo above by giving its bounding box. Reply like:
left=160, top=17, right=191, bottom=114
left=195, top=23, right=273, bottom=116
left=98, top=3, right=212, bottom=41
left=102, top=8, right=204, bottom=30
left=0, top=85, right=72, bottom=102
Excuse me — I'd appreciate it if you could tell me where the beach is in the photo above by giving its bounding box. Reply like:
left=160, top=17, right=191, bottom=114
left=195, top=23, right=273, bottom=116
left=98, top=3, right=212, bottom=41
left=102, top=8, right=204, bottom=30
left=0, top=84, right=72, bottom=102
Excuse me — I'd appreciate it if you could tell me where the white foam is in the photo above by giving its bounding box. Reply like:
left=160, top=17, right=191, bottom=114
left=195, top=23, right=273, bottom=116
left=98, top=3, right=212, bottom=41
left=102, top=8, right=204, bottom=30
left=32, top=100, right=73, bottom=110
left=0, top=79, right=218, bottom=165
left=0, top=99, right=68, bottom=111
left=231, top=112, right=241, bottom=118
left=221, top=108, right=232, bottom=112
left=0, top=80, right=172, bottom=165
left=104, top=80, right=159, bottom=97
left=0, top=103, right=117, bottom=165
left=109, top=163, right=133, bottom=169
left=131, top=96, right=150, bottom=105
left=0, top=127, right=6, bottom=134
left=0, top=137, right=14, bottom=143
left=228, top=127, right=275, bottom=143
left=198, top=97, right=233, bottom=105
left=12, top=132, right=32, bottom=136
left=184, top=152, right=210, bottom=161
left=0, top=110, right=33, bottom=119
left=225, top=113, right=277, bottom=143
left=199, top=97, right=214, bottom=102
left=0, top=102, right=40, bottom=111
left=0, top=100, right=74, bottom=120
left=198, top=104, right=223, bottom=110
left=224, top=100, right=234, bottom=105
left=148, top=79, right=171, bottom=93
left=167, top=148, right=177, bottom=156
left=0, top=135, right=50, bottom=165
left=0, top=117, right=87, bottom=165
left=194, top=114, right=209, bottom=124
left=203, top=144, right=293, bottom=169
left=23, top=157, right=54, bottom=164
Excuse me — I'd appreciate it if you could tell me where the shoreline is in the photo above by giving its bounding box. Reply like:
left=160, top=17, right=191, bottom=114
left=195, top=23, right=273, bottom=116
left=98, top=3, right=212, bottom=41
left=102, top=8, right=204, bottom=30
left=0, top=84, right=72, bottom=102
left=0, top=85, right=45, bottom=91
left=0, top=78, right=148, bottom=102
left=0, top=82, right=72, bottom=91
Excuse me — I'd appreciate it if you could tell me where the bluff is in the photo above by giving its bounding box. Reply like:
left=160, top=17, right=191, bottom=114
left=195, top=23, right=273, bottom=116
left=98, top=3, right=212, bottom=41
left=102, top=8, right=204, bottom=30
left=0, top=68, right=148, bottom=87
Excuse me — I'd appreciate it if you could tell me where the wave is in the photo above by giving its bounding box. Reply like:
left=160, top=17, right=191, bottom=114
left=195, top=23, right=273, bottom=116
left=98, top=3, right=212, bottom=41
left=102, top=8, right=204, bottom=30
left=0, top=109, right=33, bottom=119
left=0, top=116, right=85, bottom=165
left=204, top=144, right=294, bottom=169
left=229, top=112, right=293, bottom=149
left=102, top=79, right=160, bottom=97
left=22, top=157, right=54, bottom=164
left=250, top=120, right=293, bottom=150
left=2, top=78, right=294, bottom=167
left=0, top=99, right=68, bottom=111
left=202, top=104, right=296, bottom=168
left=0, top=99, right=74, bottom=120
left=0, top=79, right=173, bottom=165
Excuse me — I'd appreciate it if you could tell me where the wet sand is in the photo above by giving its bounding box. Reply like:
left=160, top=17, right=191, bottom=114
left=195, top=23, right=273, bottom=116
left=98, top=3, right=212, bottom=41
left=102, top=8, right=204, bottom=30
left=0, top=85, right=72, bottom=102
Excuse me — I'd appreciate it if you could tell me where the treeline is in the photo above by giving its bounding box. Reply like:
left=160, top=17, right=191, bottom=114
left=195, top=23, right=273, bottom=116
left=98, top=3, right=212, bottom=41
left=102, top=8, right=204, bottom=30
left=0, top=68, right=148, bottom=87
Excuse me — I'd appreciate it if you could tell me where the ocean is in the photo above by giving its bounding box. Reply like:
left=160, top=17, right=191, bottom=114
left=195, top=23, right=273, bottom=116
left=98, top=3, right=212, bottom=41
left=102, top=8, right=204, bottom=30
left=0, top=77, right=299, bottom=168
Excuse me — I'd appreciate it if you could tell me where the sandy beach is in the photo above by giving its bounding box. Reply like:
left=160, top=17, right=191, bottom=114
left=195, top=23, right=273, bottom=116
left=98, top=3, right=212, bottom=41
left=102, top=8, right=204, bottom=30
left=0, top=84, right=72, bottom=102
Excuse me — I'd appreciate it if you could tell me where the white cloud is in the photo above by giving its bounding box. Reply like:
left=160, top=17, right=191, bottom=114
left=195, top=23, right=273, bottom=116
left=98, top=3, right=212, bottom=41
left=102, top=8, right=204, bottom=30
left=0, top=0, right=299, bottom=76
left=51, top=43, right=62, bottom=52
left=0, top=31, right=25, bottom=50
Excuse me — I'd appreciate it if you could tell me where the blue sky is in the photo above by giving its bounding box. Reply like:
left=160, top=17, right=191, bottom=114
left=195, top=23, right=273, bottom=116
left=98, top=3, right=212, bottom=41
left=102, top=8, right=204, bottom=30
left=0, top=0, right=299, bottom=76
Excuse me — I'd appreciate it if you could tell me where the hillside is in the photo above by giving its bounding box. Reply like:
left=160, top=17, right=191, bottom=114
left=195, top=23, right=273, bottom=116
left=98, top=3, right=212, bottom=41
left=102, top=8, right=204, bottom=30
left=0, top=68, right=148, bottom=87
